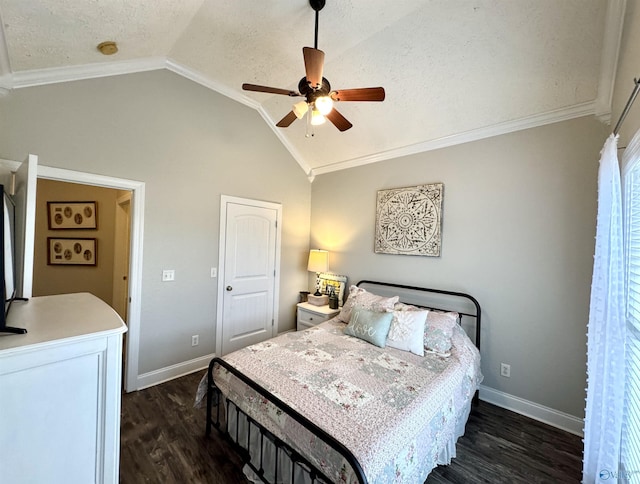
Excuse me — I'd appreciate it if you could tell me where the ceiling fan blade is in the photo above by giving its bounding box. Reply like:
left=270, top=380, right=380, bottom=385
left=242, top=83, right=300, bottom=97
left=303, top=47, right=325, bottom=89
left=276, top=111, right=298, bottom=128
left=326, top=108, right=353, bottom=132
left=330, top=87, right=386, bottom=102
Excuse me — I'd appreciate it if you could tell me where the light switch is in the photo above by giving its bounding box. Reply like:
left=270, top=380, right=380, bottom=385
left=162, top=270, right=175, bottom=281
left=211, top=267, right=217, bottom=278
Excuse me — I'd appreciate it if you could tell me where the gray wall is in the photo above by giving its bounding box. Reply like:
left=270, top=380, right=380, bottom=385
left=0, top=47, right=623, bottom=418
left=310, top=116, right=609, bottom=417
left=0, top=70, right=311, bottom=375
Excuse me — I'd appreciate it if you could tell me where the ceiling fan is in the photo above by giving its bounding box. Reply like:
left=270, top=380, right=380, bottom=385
left=242, top=0, right=385, bottom=133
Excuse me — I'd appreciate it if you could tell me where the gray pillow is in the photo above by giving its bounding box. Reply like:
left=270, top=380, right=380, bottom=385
left=344, top=307, right=394, bottom=348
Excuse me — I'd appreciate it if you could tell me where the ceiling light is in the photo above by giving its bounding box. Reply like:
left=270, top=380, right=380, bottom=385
left=293, top=101, right=309, bottom=119
left=310, top=108, right=326, bottom=126
left=314, top=96, right=333, bottom=115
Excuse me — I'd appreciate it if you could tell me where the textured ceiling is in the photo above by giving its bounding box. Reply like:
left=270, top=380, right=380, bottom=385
left=0, top=0, right=622, bottom=178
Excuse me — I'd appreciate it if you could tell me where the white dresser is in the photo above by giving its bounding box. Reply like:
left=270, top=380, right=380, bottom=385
left=0, top=293, right=127, bottom=484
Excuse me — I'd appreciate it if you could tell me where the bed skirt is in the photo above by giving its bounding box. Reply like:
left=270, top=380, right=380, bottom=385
left=202, top=389, right=475, bottom=484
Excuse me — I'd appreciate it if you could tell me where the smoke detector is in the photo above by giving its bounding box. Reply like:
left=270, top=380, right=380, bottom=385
left=97, top=41, right=118, bottom=55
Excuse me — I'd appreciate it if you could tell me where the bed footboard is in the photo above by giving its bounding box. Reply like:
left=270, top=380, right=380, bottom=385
left=206, top=357, right=367, bottom=484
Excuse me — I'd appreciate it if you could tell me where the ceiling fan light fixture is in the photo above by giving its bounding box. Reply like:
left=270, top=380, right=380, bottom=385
left=310, top=108, right=326, bottom=126
left=241, top=0, right=385, bottom=134
left=293, top=101, right=309, bottom=119
left=314, top=95, right=333, bottom=115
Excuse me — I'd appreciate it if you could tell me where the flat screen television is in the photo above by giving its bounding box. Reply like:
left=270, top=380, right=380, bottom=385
left=0, top=183, right=26, bottom=334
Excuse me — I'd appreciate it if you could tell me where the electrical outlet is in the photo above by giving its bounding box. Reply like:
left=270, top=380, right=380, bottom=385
left=191, top=335, right=199, bottom=347
left=500, top=363, right=511, bottom=378
left=162, top=269, right=175, bottom=282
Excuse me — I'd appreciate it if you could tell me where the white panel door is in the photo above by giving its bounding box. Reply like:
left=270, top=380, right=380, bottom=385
left=221, top=201, right=278, bottom=355
left=14, top=154, right=37, bottom=299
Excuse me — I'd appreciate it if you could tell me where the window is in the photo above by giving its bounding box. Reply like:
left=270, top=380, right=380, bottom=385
left=623, top=151, right=640, bottom=480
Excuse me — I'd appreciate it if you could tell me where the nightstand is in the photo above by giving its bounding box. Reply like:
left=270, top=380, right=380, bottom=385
left=296, top=302, right=340, bottom=331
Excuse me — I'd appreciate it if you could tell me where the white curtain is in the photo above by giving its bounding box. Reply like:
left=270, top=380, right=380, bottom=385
left=583, top=134, right=627, bottom=483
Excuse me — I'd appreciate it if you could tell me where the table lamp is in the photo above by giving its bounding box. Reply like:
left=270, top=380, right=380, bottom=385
left=307, top=249, right=328, bottom=296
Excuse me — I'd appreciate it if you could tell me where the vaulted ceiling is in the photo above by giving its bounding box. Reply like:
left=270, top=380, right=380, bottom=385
left=0, top=1, right=625, bottom=179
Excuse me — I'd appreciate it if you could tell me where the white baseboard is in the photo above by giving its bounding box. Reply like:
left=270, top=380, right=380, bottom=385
left=136, top=353, right=215, bottom=391
left=479, top=385, right=584, bottom=437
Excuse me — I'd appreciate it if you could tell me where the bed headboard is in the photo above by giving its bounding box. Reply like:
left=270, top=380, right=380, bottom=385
left=356, top=280, right=481, bottom=352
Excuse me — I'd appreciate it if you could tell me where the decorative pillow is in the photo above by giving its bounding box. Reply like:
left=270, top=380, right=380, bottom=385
left=424, top=311, right=458, bottom=357
left=394, top=302, right=421, bottom=312
left=386, top=309, right=428, bottom=356
left=337, top=286, right=399, bottom=323
left=344, top=307, right=394, bottom=348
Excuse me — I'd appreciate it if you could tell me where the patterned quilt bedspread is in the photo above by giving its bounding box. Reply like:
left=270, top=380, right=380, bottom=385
left=212, top=317, right=482, bottom=483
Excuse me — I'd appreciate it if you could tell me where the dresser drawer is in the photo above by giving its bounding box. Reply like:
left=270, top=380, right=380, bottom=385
left=295, top=303, right=340, bottom=331
left=296, top=320, right=316, bottom=332
left=297, top=308, right=330, bottom=326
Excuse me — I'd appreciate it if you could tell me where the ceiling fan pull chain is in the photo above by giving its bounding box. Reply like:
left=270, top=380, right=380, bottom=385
left=306, top=107, right=315, bottom=138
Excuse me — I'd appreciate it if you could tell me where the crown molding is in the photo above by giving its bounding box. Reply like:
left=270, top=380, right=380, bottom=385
left=311, top=101, right=598, bottom=176
left=0, top=2, right=626, bottom=178
left=594, top=0, right=627, bottom=123
left=165, top=57, right=258, bottom=110
left=9, top=57, right=166, bottom=89
left=0, top=53, right=604, bottom=180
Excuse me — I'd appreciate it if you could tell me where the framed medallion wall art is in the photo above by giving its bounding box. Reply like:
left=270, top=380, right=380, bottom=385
left=375, top=183, right=444, bottom=257
left=48, top=201, right=97, bottom=229
left=48, top=238, right=97, bottom=266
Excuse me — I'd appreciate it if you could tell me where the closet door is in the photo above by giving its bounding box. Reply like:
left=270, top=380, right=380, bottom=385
left=217, top=196, right=281, bottom=356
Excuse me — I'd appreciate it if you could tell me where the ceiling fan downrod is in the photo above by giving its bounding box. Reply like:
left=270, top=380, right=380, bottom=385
left=309, top=0, right=326, bottom=50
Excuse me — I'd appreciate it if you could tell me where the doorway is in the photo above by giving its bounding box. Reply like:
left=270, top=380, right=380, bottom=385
left=32, top=180, right=131, bottom=305
left=112, top=192, right=131, bottom=321
left=37, top=165, right=144, bottom=393
left=216, top=195, right=282, bottom=356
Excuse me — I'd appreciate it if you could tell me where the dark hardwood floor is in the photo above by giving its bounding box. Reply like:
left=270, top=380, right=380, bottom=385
left=120, top=371, right=583, bottom=484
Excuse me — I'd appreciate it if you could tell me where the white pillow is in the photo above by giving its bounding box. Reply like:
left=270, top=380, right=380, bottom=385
left=337, top=285, right=399, bottom=323
left=386, top=309, right=429, bottom=356
left=394, top=302, right=458, bottom=357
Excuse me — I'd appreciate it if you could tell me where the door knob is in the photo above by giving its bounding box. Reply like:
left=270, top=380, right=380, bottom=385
left=226, top=286, right=233, bottom=291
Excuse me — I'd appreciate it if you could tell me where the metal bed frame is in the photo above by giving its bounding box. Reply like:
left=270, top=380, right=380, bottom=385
left=206, top=280, right=481, bottom=484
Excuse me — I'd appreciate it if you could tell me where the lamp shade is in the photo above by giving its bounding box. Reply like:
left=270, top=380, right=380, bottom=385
left=310, top=108, right=326, bottom=126
left=293, top=101, right=309, bottom=119
left=315, top=95, right=334, bottom=115
left=307, top=249, right=328, bottom=273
